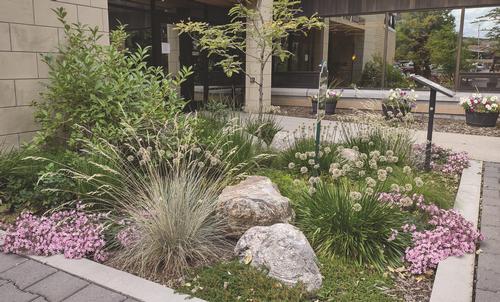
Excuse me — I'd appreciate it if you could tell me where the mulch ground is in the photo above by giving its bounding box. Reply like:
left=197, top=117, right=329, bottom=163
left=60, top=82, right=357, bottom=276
left=277, top=106, right=500, bottom=137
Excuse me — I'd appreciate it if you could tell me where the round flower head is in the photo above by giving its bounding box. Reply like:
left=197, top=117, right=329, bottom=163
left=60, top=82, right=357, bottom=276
left=331, top=168, right=342, bottom=178
left=390, top=183, right=400, bottom=192
left=365, top=177, right=377, bottom=187
left=414, top=177, right=424, bottom=187
left=352, top=203, right=362, bottom=212
left=349, top=191, right=362, bottom=201
left=385, top=166, right=393, bottom=173
left=127, top=155, right=134, bottom=162
left=365, top=187, right=374, bottom=195
left=197, top=161, right=206, bottom=168
left=403, top=166, right=412, bottom=174
left=288, top=162, right=296, bottom=169
left=308, top=186, right=317, bottom=195
left=308, top=159, right=315, bottom=165
left=295, top=152, right=301, bottom=159
left=323, top=146, right=331, bottom=154
left=405, top=183, right=413, bottom=192
left=300, top=166, right=308, bottom=174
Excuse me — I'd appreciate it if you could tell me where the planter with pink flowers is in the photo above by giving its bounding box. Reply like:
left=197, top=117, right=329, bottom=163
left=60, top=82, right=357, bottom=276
left=460, top=94, right=499, bottom=127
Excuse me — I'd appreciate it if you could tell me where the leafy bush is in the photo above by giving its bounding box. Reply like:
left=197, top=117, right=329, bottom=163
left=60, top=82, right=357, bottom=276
left=34, top=8, right=192, bottom=149
left=358, top=56, right=411, bottom=88
left=0, top=146, right=78, bottom=212
left=295, top=181, right=410, bottom=269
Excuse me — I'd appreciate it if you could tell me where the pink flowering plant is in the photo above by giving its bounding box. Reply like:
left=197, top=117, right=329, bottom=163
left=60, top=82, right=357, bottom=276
left=1, top=204, right=108, bottom=262
left=413, top=143, right=470, bottom=176
left=326, top=89, right=343, bottom=104
left=403, top=196, right=483, bottom=274
left=459, top=94, right=499, bottom=113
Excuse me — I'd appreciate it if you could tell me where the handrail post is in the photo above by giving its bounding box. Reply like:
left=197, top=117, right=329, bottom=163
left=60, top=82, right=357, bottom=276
left=425, top=89, right=437, bottom=171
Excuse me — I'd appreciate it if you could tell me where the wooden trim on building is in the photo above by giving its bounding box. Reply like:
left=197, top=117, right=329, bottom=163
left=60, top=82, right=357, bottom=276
left=302, top=0, right=500, bottom=17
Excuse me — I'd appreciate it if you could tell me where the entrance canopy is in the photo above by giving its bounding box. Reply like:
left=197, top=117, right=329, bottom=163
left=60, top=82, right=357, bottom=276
left=303, top=0, right=500, bottom=17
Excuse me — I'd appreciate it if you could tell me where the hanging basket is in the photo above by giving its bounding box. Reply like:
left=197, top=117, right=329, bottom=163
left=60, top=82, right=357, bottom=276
left=465, top=111, right=499, bottom=127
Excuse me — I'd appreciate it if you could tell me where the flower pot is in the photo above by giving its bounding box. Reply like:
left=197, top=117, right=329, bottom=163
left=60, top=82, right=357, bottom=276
left=382, top=104, right=410, bottom=119
left=465, top=111, right=499, bottom=127
left=325, top=101, right=338, bottom=115
left=311, top=100, right=318, bottom=115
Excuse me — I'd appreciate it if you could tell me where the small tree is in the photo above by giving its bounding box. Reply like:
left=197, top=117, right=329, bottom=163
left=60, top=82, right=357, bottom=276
left=177, top=0, right=323, bottom=117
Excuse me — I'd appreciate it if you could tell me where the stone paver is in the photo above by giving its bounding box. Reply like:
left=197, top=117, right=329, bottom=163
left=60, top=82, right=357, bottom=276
left=0, top=254, right=137, bottom=302
left=0, top=282, right=38, bottom=302
left=476, top=162, right=500, bottom=301
left=26, top=271, right=89, bottom=302
left=0, top=253, right=28, bottom=272
left=63, top=284, right=126, bottom=302
left=0, top=260, right=57, bottom=289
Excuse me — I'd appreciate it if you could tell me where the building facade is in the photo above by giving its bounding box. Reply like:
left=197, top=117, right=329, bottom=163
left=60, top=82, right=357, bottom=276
left=0, top=0, right=108, bottom=148
left=1, top=0, right=499, bottom=148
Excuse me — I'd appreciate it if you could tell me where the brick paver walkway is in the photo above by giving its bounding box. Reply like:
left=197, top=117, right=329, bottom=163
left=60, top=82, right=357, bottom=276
left=0, top=253, right=139, bottom=302
left=476, top=162, right=500, bottom=302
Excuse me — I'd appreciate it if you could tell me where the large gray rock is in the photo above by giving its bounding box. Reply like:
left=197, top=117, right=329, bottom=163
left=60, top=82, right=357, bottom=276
left=216, top=176, right=294, bottom=237
left=235, top=223, right=323, bottom=292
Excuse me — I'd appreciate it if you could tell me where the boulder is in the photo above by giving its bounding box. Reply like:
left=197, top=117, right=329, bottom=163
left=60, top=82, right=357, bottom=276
left=269, top=131, right=292, bottom=151
left=340, top=148, right=360, bottom=162
left=216, top=176, right=294, bottom=237
left=235, top=223, right=323, bottom=292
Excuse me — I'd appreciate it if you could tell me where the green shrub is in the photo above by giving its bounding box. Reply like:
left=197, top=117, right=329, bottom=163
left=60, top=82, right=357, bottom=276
left=358, top=56, right=411, bottom=88
left=0, top=146, right=78, bottom=212
left=295, top=181, right=410, bottom=270
left=34, top=8, right=192, bottom=149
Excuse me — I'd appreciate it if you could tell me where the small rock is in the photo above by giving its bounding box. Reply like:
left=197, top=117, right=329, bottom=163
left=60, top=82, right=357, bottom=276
left=269, top=131, right=293, bottom=150
left=235, top=223, right=323, bottom=292
left=216, top=176, right=294, bottom=237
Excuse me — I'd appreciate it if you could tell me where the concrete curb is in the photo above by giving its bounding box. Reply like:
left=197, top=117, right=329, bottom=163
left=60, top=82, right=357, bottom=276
left=0, top=230, right=204, bottom=302
left=429, top=160, right=483, bottom=302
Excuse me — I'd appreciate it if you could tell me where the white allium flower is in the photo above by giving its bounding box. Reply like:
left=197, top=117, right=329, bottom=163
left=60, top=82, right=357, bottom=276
left=390, top=183, right=400, bottom=192
left=365, top=187, right=374, bottom=195
left=314, top=164, right=320, bottom=169
left=127, top=155, right=134, bottom=162
left=349, top=191, right=362, bottom=201
left=288, top=162, right=296, bottom=169
left=299, top=153, right=308, bottom=160
left=352, top=203, right=362, bottom=212
left=197, top=161, right=206, bottom=168
left=386, top=150, right=394, bottom=157
left=385, top=166, right=393, bottom=173
left=401, top=197, right=413, bottom=207
left=355, top=161, right=364, bottom=168
left=308, top=159, right=315, bottom=165
left=308, top=186, right=317, bottom=195
left=403, top=166, right=412, bottom=174
left=331, top=168, right=342, bottom=178
left=366, top=177, right=377, bottom=187
left=300, top=166, right=308, bottom=174
left=358, top=170, right=366, bottom=177
left=295, top=152, right=301, bottom=159
left=379, top=156, right=387, bottom=162
left=414, top=177, right=424, bottom=187
left=405, top=183, right=413, bottom=192
left=324, top=147, right=331, bottom=154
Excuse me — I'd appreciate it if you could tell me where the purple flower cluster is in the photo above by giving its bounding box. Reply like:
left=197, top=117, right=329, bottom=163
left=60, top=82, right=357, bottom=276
left=116, top=225, right=139, bottom=247
left=413, top=143, right=470, bottom=176
left=404, top=198, right=483, bottom=274
left=441, top=151, right=470, bottom=175
left=1, top=206, right=108, bottom=262
left=378, top=192, right=423, bottom=209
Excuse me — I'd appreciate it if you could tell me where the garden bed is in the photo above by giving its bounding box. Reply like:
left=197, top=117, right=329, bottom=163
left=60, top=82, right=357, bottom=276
left=277, top=106, right=500, bottom=137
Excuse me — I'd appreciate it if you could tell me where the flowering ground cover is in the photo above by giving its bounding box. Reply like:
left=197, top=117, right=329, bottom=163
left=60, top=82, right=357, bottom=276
left=0, top=10, right=484, bottom=301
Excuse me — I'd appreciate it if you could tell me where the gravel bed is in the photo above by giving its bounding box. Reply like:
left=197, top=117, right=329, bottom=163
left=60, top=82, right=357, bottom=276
left=277, top=106, right=500, bottom=137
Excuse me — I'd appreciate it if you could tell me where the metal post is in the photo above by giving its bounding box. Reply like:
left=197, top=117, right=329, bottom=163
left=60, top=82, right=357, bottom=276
left=381, top=12, right=389, bottom=89
left=425, top=89, right=437, bottom=171
left=150, top=0, right=161, bottom=67
left=454, top=8, right=465, bottom=91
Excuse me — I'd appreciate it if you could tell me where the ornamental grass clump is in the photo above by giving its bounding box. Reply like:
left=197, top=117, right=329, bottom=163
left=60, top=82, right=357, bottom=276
left=2, top=204, right=107, bottom=262
left=404, top=197, right=483, bottom=274
left=295, top=181, right=410, bottom=270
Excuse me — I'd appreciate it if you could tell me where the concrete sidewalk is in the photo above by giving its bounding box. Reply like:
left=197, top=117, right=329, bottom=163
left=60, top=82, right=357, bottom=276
left=273, top=115, right=500, bottom=163
left=0, top=253, right=138, bottom=302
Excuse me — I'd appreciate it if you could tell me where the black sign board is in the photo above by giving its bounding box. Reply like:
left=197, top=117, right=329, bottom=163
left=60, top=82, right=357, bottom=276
left=410, top=75, right=454, bottom=97
left=410, top=74, right=456, bottom=171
